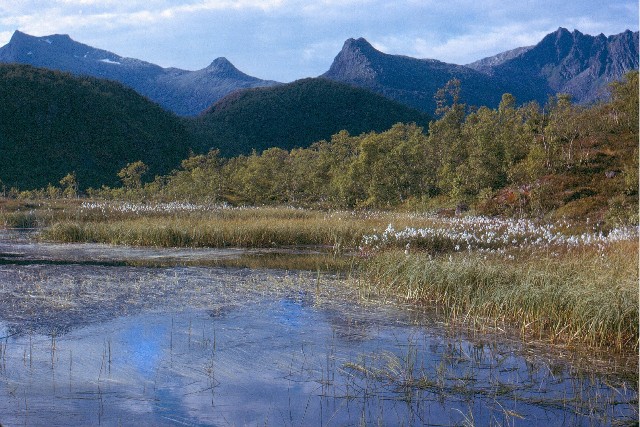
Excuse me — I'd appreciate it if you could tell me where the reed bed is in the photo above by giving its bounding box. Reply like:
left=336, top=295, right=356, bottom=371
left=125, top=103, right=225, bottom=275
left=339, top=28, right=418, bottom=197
left=359, top=240, right=638, bottom=351
left=42, top=216, right=373, bottom=250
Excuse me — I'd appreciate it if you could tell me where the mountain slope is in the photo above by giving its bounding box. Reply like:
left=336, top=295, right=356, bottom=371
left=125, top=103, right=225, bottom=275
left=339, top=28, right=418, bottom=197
left=191, top=78, right=431, bottom=156
left=466, top=46, right=533, bottom=74
left=0, top=31, right=279, bottom=116
left=0, top=64, right=194, bottom=189
left=471, top=28, right=639, bottom=104
left=322, top=38, right=514, bottom=114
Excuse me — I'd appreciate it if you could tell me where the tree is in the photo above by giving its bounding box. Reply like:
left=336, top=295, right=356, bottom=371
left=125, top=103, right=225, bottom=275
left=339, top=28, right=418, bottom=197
left=429, top=79, right=466, bottom=199
left=545, top=94, right=582, bottom=168
left=608, top=71, right=639, bottom=134
left=118, top=161, right=148, bottom=190
left=163, top=150, right=224, bottom=202
left=462, top=106, right=506, bottom=195
left=59, top=172, right=78, bottom=199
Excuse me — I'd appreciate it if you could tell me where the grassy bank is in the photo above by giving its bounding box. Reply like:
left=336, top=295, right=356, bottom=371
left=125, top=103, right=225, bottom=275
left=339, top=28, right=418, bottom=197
left=3, top=200, right=638, bottom=351
left=43, top=216, right=369, bottom=249
left=359, top=242, right=638, bottom=351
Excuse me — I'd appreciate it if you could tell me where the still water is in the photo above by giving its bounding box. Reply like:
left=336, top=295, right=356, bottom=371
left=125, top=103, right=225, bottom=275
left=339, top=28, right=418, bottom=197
left=0, top=236, right=636, bottom=426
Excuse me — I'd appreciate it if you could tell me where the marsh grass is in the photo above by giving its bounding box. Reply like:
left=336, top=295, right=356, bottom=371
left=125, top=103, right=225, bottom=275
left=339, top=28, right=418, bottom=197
left=42, top=216, right=374, bottom=250
left=359, top=241, right=638, bottom=351
left=0, top=211, right=40, bottom=228
left=341, top=342, right=638, bottom=426
left=124, top=252, right=357, bottom=273
left=8, top=200, right=640, bottom=351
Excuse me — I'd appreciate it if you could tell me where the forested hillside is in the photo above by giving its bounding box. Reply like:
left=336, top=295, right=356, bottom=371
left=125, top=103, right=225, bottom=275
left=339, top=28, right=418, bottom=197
left=0, top=64, right=195, bottom=190
left=2, top=62, right=637, bottom=226
left=190, top=78, right=431, bottom=156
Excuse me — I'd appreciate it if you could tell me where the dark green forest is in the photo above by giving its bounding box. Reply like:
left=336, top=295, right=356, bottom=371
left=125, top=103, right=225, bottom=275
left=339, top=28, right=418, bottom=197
left=190, top=77, right=431, bottom=156
left=0, top=64, right=193, bottom=189
left=1, top=62, right=637, bottom=224
left=0, top=65, right=431, bottom=189
left=91, top=72, right=638, bottom=225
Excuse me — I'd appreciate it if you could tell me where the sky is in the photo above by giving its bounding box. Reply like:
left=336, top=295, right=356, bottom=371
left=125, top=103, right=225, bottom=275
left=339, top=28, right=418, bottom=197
left=0, top=1, right=637, bottom=82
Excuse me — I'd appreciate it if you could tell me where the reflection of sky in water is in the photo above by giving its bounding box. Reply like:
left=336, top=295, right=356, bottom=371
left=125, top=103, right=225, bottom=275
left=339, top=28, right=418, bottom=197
left=0, top=298, right=636, bottom=426
left=276, top=294, right=311, bottom=328
left=119, top=322, right=167, bottom=375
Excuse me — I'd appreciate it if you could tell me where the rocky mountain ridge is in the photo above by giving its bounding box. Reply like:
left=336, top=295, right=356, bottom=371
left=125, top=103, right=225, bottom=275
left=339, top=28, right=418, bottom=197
left=323, top=28, right=639, bottom=112
left=0, top=31, right=279, bottom=116
left=321, top=37, right=510, bottom=113
left=0, top=28, right=637, bottom=116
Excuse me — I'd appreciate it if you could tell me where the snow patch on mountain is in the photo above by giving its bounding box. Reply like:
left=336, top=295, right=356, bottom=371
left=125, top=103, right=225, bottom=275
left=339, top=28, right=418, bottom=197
left=99, top=58, right=121, bottom=65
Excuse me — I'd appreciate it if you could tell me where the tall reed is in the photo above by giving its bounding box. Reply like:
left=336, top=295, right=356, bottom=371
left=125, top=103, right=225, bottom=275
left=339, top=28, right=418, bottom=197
left=360, top=241, right=638, bottom=351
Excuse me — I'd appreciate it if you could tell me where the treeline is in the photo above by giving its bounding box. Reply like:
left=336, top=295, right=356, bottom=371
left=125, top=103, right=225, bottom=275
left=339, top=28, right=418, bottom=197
left=16, top=72, right=639, bottom=224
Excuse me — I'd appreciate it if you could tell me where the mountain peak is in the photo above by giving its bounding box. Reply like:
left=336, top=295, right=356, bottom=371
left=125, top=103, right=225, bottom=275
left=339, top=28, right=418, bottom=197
left=0, top=32, right=278, bottom=115
left=321, top=37, right=381, bottom=83
left=9, top=30, right=73, bottom=45
left=203, top=57, right=246, bottom=78
left=208, top=57, right=233, bottom=68
left=8, top=30, right=35, bottom=45
left=341, top=37, right=379, bottom=55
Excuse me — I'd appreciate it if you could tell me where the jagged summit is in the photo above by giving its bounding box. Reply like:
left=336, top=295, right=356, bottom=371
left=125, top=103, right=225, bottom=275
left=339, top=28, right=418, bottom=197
left=486, top=28, right=639, bottom=103
left=342, top=37, right=378, bottom=53
left=323, top=37, right=378, bottom=84
left=323, top=36, right=509, bottom=113
left=207, top=57, right=234, bottom=68
left=323, top=28, right=639, bottom=112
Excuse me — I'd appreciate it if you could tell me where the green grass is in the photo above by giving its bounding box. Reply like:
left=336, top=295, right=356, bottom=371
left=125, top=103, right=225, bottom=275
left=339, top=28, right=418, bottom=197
left=42, top=216, right=372, bottom=250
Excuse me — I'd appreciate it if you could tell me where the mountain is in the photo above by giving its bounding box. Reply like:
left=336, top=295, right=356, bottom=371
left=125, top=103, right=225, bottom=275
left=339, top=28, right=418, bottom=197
left=191, top=78, right=431, bottom=157
left=322, top=38, right=511, bottom=114
left=466, top=46, right=533, bottom=74
left=323, top=30, right=639, bottom=112
left=476, top=28, right=640, bottom=104
left=0, top=31, right=279, bottom=116
left=0, top=64, right=194, bottom=190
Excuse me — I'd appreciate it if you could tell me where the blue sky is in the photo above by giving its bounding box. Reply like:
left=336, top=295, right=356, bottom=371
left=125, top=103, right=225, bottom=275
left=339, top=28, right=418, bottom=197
left=0, top=1, right=637, bottom=82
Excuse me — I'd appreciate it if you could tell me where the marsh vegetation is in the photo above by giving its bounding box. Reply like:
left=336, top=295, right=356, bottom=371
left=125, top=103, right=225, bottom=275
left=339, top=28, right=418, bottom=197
left=0, top=252, right=636, bottom=426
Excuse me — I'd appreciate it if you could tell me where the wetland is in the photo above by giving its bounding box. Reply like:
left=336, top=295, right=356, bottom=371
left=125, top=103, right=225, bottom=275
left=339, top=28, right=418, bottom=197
left=0, top=223, right=637, bottom=426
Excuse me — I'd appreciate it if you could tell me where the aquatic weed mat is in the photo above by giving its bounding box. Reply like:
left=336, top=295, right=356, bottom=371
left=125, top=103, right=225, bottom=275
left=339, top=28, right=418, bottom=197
left=0, top=263, right=355, bottom=336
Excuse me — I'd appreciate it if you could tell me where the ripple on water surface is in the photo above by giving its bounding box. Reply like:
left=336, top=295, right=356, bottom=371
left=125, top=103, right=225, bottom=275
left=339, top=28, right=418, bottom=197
left=0, top=243, right=636, bottom=426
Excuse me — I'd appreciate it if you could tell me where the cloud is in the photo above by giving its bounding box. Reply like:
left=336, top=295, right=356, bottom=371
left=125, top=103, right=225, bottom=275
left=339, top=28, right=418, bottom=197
left=413, top=25, right=553, bottom=64
left=0, top=0, right=289, bottom=37
left=0, top=30, right=12, bottom=46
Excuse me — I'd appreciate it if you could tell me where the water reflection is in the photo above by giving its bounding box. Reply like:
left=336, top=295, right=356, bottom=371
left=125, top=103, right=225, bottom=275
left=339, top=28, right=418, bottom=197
left=0, top=239, right=636, bottom=426
left=120, top=322, right=167, bottom=375
left=0, top=297, right=636, bottom=426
